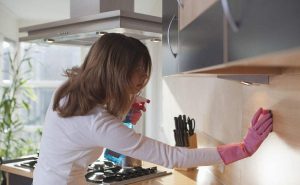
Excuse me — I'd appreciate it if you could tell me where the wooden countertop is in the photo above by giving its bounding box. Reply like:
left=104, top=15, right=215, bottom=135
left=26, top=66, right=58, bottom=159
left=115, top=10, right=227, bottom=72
left=131, top=162, right=223, bottom=185
left=0, top=161, right=33, bottom=178
left=0, top=160, right=223, bottom=185
left=174, top=47, right=300, bottom=76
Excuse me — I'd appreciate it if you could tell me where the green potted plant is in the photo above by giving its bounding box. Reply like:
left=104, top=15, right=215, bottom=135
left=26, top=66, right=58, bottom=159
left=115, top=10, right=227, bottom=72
left=0, top=46, right=37, bottom=160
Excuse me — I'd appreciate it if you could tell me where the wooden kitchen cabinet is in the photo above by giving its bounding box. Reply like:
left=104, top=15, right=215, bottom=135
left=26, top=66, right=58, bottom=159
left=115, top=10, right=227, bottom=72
left=227, top=0, right=300, bottom=62
left=162, top=0, right=223, bottom=76
left=178, top=0, right=224, bottom=73
left=162, top=0, right=180, bottom=76
left=162, top=0, right=300, bottom=76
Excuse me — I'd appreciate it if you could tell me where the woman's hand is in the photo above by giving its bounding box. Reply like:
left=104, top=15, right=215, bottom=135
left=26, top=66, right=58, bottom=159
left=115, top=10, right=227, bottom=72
left=125, top=96, right=150, bottom=125
left=217, top=108, right=273, bottom=165
left=243, top=108, right=273, bottom=155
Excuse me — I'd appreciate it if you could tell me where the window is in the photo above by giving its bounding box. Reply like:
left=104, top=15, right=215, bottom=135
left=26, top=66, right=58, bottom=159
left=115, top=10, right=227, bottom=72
left=20, top=43, right=88, bottom=127
left=2, top=39, right=16, bottom=80
left=1, top=40, right=90, bottom=146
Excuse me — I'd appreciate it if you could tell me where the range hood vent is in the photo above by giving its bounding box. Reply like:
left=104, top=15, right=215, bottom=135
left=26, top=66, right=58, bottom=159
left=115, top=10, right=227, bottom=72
left=19, top=0, right=162, bottom=46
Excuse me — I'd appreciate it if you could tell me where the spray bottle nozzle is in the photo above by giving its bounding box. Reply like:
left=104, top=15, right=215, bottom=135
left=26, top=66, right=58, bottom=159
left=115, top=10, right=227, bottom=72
left=131, top=96, right=150, bottom=111
left=135, top=96, right=150, bottom=104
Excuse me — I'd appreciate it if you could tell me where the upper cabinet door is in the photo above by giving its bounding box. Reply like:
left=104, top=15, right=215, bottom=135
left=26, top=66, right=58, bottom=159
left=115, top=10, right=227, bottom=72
left=178, top=0, right=224, bottom=72
left=227, top=0, right=300, bottom=62
left=162, top=0, right=180, bottom=76
left=162, top=0, right=224, bottom=76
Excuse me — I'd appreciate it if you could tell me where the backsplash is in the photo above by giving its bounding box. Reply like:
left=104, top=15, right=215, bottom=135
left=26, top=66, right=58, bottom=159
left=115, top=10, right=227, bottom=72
left=158, top=73, right=300, bottom=185
left=240, top=73, right=300, bottom=185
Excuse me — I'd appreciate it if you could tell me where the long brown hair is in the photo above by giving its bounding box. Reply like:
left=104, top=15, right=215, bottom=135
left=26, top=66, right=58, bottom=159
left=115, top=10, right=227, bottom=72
left=53, top=33, right=151, bottom=118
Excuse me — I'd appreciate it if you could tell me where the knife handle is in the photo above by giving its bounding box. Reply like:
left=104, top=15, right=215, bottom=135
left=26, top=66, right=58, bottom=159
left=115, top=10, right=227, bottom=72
left=174, top=117, right=179, bottom=130
left=173, top=130, right=179, bottom=146
left=184, top=132, right=189, bottom=147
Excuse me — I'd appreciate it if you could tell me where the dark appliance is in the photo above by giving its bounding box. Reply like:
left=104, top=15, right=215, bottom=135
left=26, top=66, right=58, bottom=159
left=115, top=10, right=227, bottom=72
left=14, top=157, right=171, bottom=185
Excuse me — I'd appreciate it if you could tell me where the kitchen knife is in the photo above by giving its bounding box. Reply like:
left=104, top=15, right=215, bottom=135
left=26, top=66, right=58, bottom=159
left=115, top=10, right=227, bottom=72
left=176, top=129, right=184, bottom=146
left=174, top=117, right=179, bottom=130
left=182, top=115, right=187, bottom=126
left=180, top=116, right=190, bottom=147
left=184, top=132, right=190, bottom=147
left=173, top=129, right=179, bottom=146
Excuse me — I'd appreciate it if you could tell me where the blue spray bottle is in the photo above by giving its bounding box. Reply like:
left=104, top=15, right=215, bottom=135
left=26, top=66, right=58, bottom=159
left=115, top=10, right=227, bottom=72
left=104, top=96, right=150, bottom=166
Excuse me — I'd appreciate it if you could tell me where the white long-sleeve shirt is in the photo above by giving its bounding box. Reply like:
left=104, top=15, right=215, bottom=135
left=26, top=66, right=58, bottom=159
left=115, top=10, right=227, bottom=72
left=33, top=101, right=222, bottom=185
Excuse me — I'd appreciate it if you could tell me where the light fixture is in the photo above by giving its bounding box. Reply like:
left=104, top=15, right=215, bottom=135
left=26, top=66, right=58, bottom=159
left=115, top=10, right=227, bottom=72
left=59, top=31, right=69, bottom=35
left=240, top=81, right=253, bottom=86
left=44, top=39, right=55, bottom=43
left=218, top=75, right=269, bottom=85
left=150, top=38, right=161, bottom=42
left=96, top=31, right=108, bottom=36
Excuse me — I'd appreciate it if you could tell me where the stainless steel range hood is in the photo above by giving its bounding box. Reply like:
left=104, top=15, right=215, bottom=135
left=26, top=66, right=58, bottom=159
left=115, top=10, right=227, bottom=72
left=19, top=0, right=162, bottom=46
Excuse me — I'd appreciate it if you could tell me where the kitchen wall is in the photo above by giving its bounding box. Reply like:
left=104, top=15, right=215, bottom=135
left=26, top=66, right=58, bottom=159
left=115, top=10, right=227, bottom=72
left=239, top=73, right=300, bottom=185
left=0, top=2, right=18, bottom=41
left=139, top=2, right=300, bottom=185
left=2, top=1, right=300, bottom=184
left=148, top=66, right=300, bottom=184
left=0, top=2, right=17, bottom=76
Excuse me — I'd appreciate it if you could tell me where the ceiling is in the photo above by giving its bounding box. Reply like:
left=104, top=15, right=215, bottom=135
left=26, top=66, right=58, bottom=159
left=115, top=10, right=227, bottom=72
left=0, top=0, right=70, bottom=26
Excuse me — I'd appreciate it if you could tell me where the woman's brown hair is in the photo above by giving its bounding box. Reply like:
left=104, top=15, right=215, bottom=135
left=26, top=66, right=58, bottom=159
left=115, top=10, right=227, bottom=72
left=53, top=33, right=152, bottom=118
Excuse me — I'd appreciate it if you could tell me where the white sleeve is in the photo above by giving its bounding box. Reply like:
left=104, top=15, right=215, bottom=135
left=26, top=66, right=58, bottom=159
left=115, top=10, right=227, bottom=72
left=88, top=110, right=223, bottom=169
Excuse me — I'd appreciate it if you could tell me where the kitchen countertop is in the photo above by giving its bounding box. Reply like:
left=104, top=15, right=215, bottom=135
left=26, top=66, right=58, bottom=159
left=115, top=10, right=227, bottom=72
left=0, top=160, right=34, bottom=178
left=0, top=160, right=223, bottom=185
left=132, top=163, right=223, bottom=185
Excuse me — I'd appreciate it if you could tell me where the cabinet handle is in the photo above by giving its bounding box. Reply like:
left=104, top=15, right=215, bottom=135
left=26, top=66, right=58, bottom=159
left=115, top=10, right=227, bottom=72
left=176, top=0, right=184, bottom=8
left=221, top=0, right=239, bottom=32
left=167, top=14, right=178, bottom=58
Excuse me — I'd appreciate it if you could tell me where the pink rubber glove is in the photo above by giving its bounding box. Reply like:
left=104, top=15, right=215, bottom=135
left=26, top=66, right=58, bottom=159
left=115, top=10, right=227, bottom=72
left=217, top=108, right=273, bottom=165
left=125, top=96, right=150, bottom=125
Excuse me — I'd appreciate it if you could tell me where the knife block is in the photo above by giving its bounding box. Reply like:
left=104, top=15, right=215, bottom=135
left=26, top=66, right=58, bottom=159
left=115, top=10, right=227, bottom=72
left=175, top=133, right=198, bottom=171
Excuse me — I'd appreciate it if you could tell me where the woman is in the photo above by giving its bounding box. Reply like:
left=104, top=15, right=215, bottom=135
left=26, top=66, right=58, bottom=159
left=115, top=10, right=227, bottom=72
left=33, top=33, right=273, bottom=185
